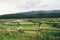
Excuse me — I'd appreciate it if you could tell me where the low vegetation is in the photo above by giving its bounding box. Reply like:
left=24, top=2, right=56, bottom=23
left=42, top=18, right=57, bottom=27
left=0, top=18, right=60, bottom=40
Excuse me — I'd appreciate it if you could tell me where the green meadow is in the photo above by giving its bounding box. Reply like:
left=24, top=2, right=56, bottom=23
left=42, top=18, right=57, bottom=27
left=0, top=18, right=60, bottom=40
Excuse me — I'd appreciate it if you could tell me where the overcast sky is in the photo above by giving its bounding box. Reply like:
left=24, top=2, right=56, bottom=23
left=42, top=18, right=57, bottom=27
left=0, top=0, right=60, bottom=15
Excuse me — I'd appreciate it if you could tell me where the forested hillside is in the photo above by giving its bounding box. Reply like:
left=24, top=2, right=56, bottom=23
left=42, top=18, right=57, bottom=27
left=0, top=10, right=60, bottom=19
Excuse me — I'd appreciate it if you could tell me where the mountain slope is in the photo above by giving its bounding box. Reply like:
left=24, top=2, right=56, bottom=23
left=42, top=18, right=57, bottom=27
left=0, top=10, right=60, bottom=19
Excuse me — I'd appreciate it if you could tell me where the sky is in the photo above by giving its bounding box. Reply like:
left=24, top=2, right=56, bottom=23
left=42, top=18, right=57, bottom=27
left=0, top=0, right=60, bottom=15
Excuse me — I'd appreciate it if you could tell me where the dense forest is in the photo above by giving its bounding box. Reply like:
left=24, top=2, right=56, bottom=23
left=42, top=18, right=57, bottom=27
left=0, top=10, right=60, bottom=19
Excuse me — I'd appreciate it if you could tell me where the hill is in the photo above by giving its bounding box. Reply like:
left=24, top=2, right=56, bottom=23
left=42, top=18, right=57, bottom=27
left=0, top=10, right=60, bottom=19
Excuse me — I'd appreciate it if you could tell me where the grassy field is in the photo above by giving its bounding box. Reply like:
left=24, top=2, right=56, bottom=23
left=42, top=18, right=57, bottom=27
left=0, top=19, right=60, bottom=40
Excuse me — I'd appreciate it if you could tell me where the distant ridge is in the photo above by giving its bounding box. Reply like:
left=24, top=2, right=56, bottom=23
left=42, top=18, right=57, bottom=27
left=0, top=10, right=60, bottom=19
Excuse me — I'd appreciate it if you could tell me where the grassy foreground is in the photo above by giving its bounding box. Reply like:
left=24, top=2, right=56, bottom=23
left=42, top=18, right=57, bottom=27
left=0, top=19, right=60, bottom=40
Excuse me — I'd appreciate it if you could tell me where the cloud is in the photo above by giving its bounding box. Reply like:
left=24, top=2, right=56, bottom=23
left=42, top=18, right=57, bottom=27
left=33, top=0, right=60, bottom=10
left=0, top=0, right=60, bottom=15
